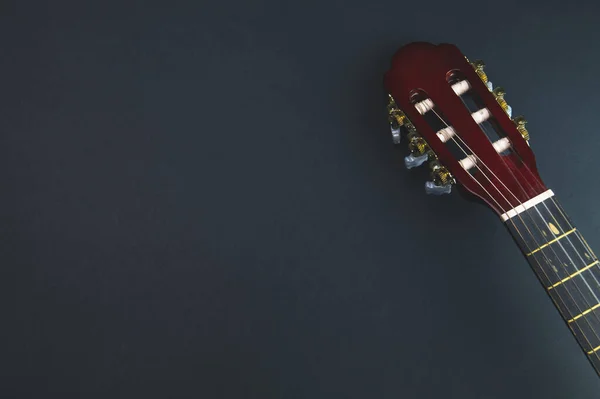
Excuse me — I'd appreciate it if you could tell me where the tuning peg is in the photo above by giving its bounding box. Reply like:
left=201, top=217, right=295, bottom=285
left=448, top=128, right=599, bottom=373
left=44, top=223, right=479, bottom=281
left=472, top=60, right=489, bottom=83
left=390, top=110, right=406, bottom=126
left=390, top=125, right=401, bottom=144
left=513, top=115, right=529, bottom=141
left=404, top=153, right=428, bottom=169
left=408, top=136, right=428, bottom=156
left=425, top=181, right=452, bottom=195
left=405, top=135, right=432, bottom=168
left=470, top=59, right=494, bottom=91
left=387, top=95, right=409, bottom=145
left=492, top=87, right=512, bottom=118
left=425, top=162, right=454, bottom=195
left=431, top=163, right=454, bottom=185
left=387, top=95, right=406, bottom=125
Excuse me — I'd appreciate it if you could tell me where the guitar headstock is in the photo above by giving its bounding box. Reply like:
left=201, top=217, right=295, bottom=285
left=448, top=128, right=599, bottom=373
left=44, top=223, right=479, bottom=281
left=384, top=42, right=547, bottom=217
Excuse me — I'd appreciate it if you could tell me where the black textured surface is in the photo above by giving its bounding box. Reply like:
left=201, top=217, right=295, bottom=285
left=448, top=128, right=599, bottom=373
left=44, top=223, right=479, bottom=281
left=1, top=1, right=600, bottom=398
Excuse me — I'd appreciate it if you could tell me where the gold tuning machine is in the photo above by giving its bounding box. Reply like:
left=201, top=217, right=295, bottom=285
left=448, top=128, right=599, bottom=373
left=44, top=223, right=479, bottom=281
left=513, top=115, right=529, bottom=141
left=470, top=59, right=494, bottom=91
left=388, top=108, right=407, bottom=128
left=388, top=94, right=420, bottom=145
left=429, top=160, right=455, bottom=186
left=387, top=95, right=407, bottom=127
left=404, top=134, right=432, bottom=169
left=471, top=60, right=489, bottom=85
left=408, top=136, right=429, bottom=156
left=387, top=95, right=405, bottom=144
left=387, top=94, right=436, bottom=170
left=388, top=94, right=423, bottom=147
left=492, top=87, right=512, bottom=117
left=424, top=160, right=454, bottom=195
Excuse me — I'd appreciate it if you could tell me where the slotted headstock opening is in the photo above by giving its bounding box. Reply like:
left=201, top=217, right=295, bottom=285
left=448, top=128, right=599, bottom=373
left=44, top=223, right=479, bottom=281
left=409, top=89, right=478, bottom=177
left=445, top=70, right=514, bottom=157
left=384, top=42, right=547, bottom=216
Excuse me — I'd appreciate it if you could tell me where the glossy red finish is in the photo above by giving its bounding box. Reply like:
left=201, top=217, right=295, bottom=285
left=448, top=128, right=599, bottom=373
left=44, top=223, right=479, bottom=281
left=384, top=42, right=547, bottom=216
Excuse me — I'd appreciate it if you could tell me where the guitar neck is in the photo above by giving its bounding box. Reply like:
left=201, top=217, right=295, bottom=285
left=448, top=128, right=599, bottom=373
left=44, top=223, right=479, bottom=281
left=504, top=191, right=600, bottom=374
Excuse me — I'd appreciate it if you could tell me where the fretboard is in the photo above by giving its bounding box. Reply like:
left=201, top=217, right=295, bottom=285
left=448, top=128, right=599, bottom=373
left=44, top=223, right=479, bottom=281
left=504, top=192, right=600, bottom=375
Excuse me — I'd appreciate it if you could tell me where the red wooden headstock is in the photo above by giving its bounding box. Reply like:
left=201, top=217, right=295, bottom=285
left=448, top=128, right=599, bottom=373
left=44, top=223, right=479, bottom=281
left=384, top=42, right=547, bottom=217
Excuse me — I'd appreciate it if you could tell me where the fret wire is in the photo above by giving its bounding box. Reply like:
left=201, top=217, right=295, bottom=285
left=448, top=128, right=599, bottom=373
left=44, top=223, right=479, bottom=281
left=552, top=199, right=598, bottom=260
left=526, top=228, right=577, bottom=256
left=588, top=345, right=600, bottom=355
left=531, top=203, right=600, bottom=312
left=532, top=198, right=600, bottom=363
left=533, top=203, right=600, bottom=307
left=528, top=205, right=599, bottom=306
left=527, top=204, right=599, bottom=288
left=546, top=199, right=600, bottom=332
left=548, top=261, right=600, bottom=290
left=439, top=93, right=600, bottom=367
left=435, top=104, right=594, bottom=338
left=458, top=85, right=600, bottom=369
left=569, top=303, right=600, bottom=323
left=507, top=214, right=600, bottom=357
left=508, top=216, right=597, bottom=320
left=492, top=118, right=600, bottom=369
left=553, top=199, right=600, bottom=332
left=508, top=199, right=600, bottom=356
left=437, top=93, right=600, bottom=367
left=516, top=206, right=600, bottom=358
left=517, top=213, right=593, bottom=312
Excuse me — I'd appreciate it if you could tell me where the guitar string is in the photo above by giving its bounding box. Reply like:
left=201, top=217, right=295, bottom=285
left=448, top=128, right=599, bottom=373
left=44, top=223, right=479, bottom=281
left=450, top=81, right=600, bottom=308
left=453, top=75, right=600, bottom=301
left=510, top=145, right=600, bottom=360
left=396, top=87, right=599, bottom=355
left=551, top=200, right=599, bottom=259
left=463, top=86, right=600, bottom=348
left=477, top=120, right=600, bottom=311
left=429, top=106, right=600, bottom=360
left=513, top=148, right=600, bottom=275
left=423, top=103, right=600, bottom=355
left=489, top=142, right=600, bottom=364
left=549, top=199, right=600, bottom=332
left=431, top=99, right=600, bottom=359
left=472, top=116, right=600, bottom=361
left=530, top=204, right=600, bottom=361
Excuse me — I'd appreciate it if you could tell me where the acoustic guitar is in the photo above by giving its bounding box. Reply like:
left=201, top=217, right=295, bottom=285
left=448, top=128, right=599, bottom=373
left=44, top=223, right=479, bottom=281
left=384, top=42, right=600, bottom=376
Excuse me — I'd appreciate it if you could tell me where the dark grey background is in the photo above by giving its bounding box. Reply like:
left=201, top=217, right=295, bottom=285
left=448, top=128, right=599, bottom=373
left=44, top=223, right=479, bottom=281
left=1, top=1, right=600, bottom=398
